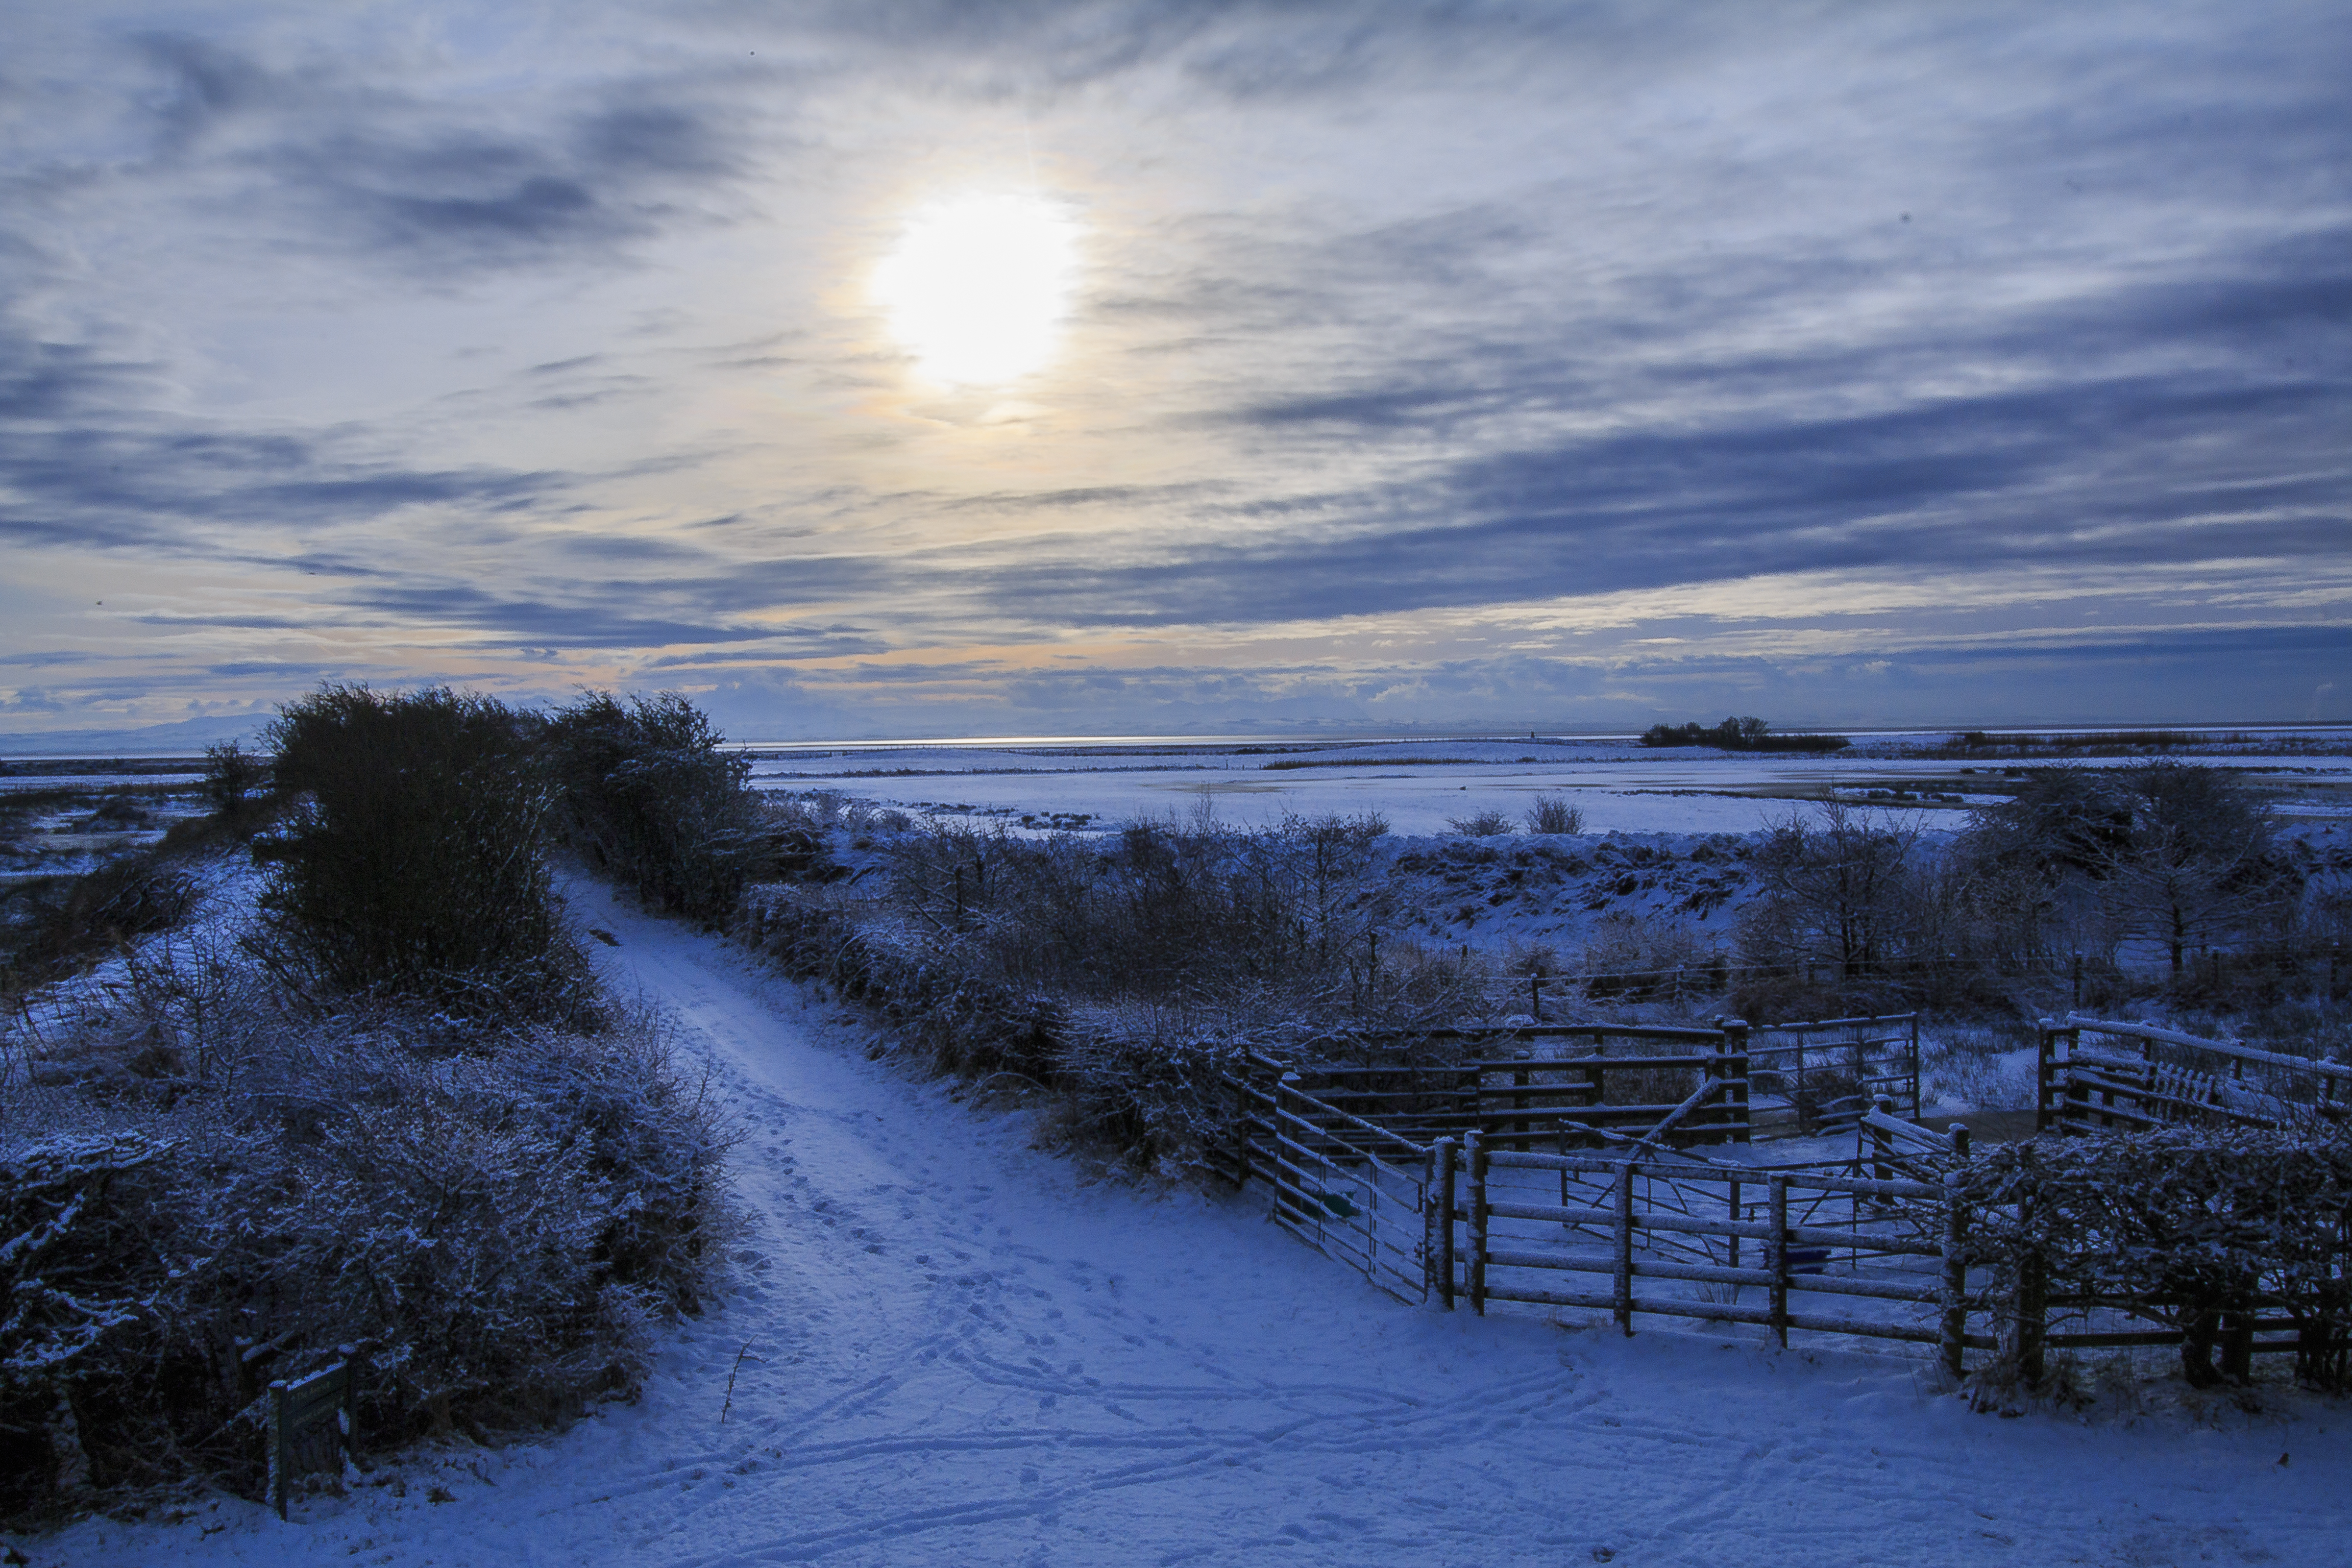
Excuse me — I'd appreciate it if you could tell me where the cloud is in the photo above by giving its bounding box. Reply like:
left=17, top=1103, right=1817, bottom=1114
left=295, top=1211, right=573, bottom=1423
left=2, top=2, right=2346, bottom=734
left=110, top=32, right=755, bottom=273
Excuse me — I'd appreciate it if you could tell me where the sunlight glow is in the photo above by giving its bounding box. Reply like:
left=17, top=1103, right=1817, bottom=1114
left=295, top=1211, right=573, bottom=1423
left=873, top=192, right=1079, bottom=387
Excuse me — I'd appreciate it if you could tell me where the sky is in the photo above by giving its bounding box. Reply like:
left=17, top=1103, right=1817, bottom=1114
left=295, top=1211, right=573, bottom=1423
left=2, top=1, right=2348, bottom=742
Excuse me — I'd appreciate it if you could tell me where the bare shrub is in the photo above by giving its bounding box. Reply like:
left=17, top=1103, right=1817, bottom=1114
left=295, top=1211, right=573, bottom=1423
left=883, top=810, right=1394, bottom=1018
left=1958, top=764, right=2301, bottom=980
left=1525, top=794, right=1584, bottom=835
left=199, top=739, right=269, bottom=814
left=1738, top=804, right=1920, bottom=978
left=1500, top=937, right=1559, bottom=978
left=1446, top=809, right=1515, bottom=837
left=1577, top=912, right=1726, bottom=1005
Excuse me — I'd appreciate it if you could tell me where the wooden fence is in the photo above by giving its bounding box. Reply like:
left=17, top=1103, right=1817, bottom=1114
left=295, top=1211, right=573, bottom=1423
left=1747, top=1013, right=1920, bottom=1137
left=1266, top=1013, right=1919, bottom=1152
left=2036, top=1013, right=2352, bottom=1134
left=1269, top=1023, right=1751, bottom=1153
left=1234, top=1030, right=2334, bottom=1379
left=1437, top=1135, right=1980, bottom=1375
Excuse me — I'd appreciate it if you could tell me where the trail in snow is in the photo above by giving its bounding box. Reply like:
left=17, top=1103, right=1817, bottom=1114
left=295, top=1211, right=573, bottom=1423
left=29, top=885, right=2352, bottom=1568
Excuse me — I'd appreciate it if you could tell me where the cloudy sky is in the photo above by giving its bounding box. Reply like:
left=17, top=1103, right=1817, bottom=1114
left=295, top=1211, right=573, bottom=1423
left=4, top=1, right=2347, bottom=741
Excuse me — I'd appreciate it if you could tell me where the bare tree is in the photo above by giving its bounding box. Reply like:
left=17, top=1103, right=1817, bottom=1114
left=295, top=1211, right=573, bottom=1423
left=2094, top=763, right=2298, bottom=973
left=1958, top=762, right=2299, bottom=975
left=1737, top=804, right=1922, bottom=980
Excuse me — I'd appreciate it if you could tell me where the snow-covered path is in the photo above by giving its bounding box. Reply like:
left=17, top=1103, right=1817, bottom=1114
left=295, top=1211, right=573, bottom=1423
left=33, top=889, right=2352, bottom=1567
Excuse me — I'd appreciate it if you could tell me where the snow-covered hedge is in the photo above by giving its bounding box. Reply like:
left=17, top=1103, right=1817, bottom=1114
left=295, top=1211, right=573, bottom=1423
left=744, top=888, right=1274, bottom=1171
left=542, top=691, right=788, bottom=926
left=0, top=953, right=730, bottom=1519
left=1960, top=1127, right=2352, bottom=1390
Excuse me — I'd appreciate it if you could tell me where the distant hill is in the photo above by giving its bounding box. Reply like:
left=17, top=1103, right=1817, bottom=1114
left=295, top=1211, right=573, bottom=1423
left=0, top=712, right=270, bottom=758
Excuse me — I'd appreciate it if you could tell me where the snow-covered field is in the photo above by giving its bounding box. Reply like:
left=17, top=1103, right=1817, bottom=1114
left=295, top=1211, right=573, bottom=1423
left=743, top=735, right=2352, bottom=836
left=25, top=880, right=2349, bottom=1568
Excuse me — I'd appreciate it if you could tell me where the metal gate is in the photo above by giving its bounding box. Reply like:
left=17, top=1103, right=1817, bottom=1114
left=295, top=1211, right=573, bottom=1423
left=1235, top=1072, right=1430, bottom=1304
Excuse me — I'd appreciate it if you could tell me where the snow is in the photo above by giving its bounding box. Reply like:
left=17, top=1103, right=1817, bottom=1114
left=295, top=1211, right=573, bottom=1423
left=745, top=736, right=2352, bottom=837
left=24, top=882, right=2350, bottom=1568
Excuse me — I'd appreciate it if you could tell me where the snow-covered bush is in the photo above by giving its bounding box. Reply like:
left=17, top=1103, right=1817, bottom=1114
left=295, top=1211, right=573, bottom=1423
left=1922, top=1021, right=2039, bottom=1111
left=0, top=848, right=197, bottom=998
left=0, top=920, right=730, bottom=1519
left=747, top=864, right=1466, bottom=1177
left=1960, top=1127, right=2352, bottom=1392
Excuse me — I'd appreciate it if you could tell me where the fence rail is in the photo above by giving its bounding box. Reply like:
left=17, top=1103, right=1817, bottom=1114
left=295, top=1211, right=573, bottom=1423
left=1481, top=940, right=2352, bottom=1014
left=2036, top=1015, right=2351, bottom=1134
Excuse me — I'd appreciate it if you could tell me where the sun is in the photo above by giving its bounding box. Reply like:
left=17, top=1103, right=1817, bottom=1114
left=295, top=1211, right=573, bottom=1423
left=873, top=192, right=1079, bottom=388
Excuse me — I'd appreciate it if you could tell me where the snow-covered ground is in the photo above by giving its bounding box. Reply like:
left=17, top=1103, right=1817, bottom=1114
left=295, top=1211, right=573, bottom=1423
left=25, top=883, right=2348, bottom=1568
left=745, top=736, right=2352, bottom=836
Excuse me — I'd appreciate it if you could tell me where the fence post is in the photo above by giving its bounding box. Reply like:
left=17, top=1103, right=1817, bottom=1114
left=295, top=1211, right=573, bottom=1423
left=1720, top=1019, right=1751, bottom=1144
left=1768, top=1176, right=1790, bottom=1349
left=1465, top=1130, right=1488, bottom=1317
left=1613, top=1159, right=1636, bottom=1337
left=1869, top=1094, right=1895, bottom=1186
left=337, top=1345, right=361, bottom=1477
left=2017, top=1251, right=2047, bottom=1388
left=268, top=1378, right=290, bottom=1520
left=1583, top=1038, right=1607, bottom=1128
left=1727, top=1177, right=1742, bottom=1271
left=2220, top=1311, right=2254, bottom=1384
left=1794, top=1029, right=1810, bottom=1133
left=1907, top=1015, right=1922, bottom=1116
left=1233, top=1066, right=1259, bottom=1188
left=2034, top=1020, right=2059, bottom=1134
left=1433, top=1138, right=1458, bottom=1311
left=1940, top=1167, right=1969, bottom=1382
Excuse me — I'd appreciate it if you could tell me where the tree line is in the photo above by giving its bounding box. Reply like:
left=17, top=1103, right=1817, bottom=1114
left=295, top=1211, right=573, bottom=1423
left=1641, top=716, right=1849, bottom=753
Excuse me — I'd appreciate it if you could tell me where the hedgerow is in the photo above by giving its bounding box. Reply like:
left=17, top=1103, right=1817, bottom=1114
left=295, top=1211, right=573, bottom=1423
left=0, top=951, right=731, bottom=1520
left=1960, top=1127, right=2352, bottom=1391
